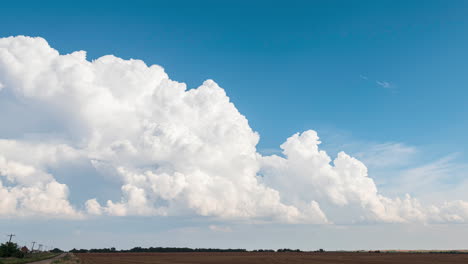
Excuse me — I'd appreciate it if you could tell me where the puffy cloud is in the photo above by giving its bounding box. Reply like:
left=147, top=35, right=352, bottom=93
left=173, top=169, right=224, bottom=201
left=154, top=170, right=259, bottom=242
left=443, top=201, right=468, bottom=222
left=0, top=36, right=321, bottom=223
left=0, top=35, right=466, bottom=224
left=261, top=131, right=386, bottom=222
left=85, top=198, right=102, bottom=216
left=0, top=140, right=80, bottom=168
left=0, top=140, right=82, bottom=218
left=0, top=156, right=80, bottom=218
left=260, top=131, right=468, bottom=224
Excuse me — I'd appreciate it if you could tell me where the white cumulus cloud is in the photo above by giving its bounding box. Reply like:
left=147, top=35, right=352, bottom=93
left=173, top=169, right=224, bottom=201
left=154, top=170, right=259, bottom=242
left=0, top=36, right=466, bottom=224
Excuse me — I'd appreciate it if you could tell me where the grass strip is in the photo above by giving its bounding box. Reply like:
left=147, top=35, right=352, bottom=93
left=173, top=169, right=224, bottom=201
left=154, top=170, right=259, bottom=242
left=0, top=253, right=60, bottom=264
left=51, top=254, right=80, bottom=264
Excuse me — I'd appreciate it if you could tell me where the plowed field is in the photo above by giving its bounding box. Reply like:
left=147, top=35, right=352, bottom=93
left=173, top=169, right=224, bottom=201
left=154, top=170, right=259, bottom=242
left=76, top=252, right=468, bottom=264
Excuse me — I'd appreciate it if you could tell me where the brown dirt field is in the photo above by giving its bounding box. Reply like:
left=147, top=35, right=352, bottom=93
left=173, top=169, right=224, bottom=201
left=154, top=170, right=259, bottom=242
left=76, top=252, right=468, bottom=264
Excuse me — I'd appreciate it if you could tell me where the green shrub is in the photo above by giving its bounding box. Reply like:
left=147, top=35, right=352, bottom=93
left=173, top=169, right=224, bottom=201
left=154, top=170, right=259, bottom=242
left=13, top=250, right=25, bottom=258
left=0, top=242, right=21, bottom=258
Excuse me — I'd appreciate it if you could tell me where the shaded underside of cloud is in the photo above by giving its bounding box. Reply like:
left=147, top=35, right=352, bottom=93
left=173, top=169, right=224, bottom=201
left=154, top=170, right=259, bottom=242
left=0, top=36, right=467, bottom=224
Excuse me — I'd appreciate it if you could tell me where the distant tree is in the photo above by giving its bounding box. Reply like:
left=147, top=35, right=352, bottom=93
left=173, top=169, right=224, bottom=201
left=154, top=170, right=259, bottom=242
left=51, top=248, right=64, bottom=253
left=277, top=248, right=301, bottom=253
left=253, top=249, right=275, bottom=252
left=70, top=248, right=89, bottom=253
left=0, top=242, right=23, bottom=258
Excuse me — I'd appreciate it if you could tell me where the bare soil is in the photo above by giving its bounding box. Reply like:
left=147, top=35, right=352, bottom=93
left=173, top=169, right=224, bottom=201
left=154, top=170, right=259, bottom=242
left=76, top=252, right=468, bottom=264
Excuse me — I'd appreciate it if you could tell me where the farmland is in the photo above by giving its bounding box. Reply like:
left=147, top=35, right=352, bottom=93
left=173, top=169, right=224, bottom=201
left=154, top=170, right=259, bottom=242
left=76, top=252, right=468, bottom=264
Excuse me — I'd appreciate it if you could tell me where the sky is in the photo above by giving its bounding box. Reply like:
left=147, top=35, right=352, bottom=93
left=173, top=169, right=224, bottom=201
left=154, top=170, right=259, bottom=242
left=0, top=0, right=468, bottom=251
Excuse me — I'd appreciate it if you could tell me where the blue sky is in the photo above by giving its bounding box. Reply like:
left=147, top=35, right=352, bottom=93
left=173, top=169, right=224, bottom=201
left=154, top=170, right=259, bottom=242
left=0, top=0, right=468, bottom=250
left=2, top=0, right=467, bottom=153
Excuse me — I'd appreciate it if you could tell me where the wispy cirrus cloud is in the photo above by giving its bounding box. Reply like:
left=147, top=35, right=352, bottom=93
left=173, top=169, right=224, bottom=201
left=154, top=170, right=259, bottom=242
left=359, top=75, right=396, bottom=91
left=354, top=142, right=417, bottom=169
left=344, top=139, right=468, bottom=203
left=385, top=154, right=468, bottom=198
left=376, top=80, right=393, bottom=89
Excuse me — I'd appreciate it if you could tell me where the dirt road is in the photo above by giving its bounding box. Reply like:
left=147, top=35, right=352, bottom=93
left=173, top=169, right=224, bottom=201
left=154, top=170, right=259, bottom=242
left=26, top=253, right=67, bottom=264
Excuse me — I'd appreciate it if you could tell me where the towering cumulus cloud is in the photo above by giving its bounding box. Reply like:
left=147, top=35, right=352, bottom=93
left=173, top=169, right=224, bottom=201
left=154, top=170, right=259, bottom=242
left=0, top=36, right=466, bottom=223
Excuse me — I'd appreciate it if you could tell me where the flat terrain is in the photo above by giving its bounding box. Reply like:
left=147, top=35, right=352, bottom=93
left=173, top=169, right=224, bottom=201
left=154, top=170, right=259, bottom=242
left=0, top=253, right=62, bottom=264
left=76, top=252, right=468, bottom=264
left=27, top=254, right=67, bottom=264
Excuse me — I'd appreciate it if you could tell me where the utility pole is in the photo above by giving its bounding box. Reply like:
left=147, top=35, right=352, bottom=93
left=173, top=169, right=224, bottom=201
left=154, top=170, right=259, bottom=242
left=7, top=234, right=15, bottom=243
left=31, top=241, right=36, bottom=251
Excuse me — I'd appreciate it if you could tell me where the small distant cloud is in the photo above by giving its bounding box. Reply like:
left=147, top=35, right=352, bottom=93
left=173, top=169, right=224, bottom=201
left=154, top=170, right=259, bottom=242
left=360, top=75, right=396, bottom=91
left=209, top=225, right=232, bottom=232
left=376, top=80, right=392, bottom=89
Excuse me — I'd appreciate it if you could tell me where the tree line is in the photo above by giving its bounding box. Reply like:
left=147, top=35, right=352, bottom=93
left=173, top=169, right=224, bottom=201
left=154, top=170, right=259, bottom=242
left=71, top=247, right=248, bottom=253
left=69, top=247, right=320, bottom=253
left=0, top=242, right=63, bottom=259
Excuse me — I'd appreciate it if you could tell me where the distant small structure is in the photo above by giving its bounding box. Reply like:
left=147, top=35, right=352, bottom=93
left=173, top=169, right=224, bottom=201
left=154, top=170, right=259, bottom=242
left=21, top=246, right=29, bottom=253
